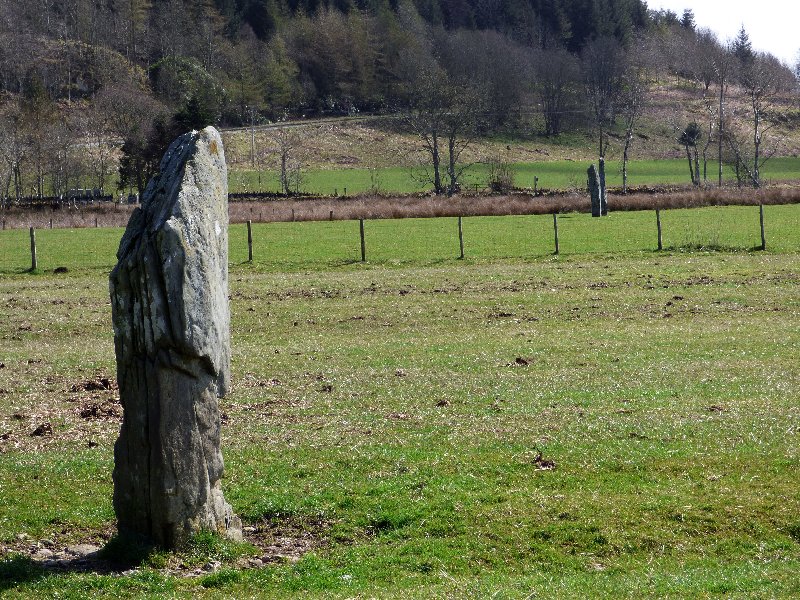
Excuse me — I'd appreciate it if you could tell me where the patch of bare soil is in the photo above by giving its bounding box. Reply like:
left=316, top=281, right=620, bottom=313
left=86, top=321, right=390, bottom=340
left=70, top=377, right=116, bottom=393
left=2, top=516, right=331, bottom=578
left=243, top=515, right=331, bottom=567
left=0, top=374, right=120, bottom=453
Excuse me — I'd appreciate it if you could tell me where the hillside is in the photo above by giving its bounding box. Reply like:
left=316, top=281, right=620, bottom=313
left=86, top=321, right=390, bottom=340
left=0, top=2, right=797, bottom=199
left=221, top=79, right=800, bottom=174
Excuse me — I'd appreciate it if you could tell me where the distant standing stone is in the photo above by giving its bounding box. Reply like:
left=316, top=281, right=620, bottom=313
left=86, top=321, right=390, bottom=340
left=598, top=157, right=608, bottom=215
left=109, top=126, right=241, bottom=548
left=588, top=164, right=602, bottom=217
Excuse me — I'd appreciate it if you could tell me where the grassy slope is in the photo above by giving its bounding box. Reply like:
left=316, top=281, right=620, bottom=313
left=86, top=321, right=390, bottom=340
left=1, top=208, right=799, bottom=597
left=221, top=80, right=800, bottom=195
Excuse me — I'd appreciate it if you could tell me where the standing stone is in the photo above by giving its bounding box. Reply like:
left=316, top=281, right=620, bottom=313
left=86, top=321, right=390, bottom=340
left=109, top=126, right=241, bottom=549
left=598, top=157, right=608, bottom=215
left=588, top=164, right=602, bottom=217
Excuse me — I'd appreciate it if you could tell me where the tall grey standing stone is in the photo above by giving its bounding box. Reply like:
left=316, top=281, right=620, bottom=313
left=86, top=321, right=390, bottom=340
left=109, top=126, right=241, bottom=548
left=588, top=164, right=602, bottom=217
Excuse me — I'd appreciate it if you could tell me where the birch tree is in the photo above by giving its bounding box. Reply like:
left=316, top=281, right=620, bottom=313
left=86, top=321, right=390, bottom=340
left=727, top=53, right=794, bottom=188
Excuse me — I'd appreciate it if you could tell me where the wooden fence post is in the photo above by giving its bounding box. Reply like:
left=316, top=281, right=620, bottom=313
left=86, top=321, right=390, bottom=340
left=759, top=204, right=766, bottom=251
left=95, top=217, right=98, bottom=228
left=359, top=219, right=366, bottom=262
left=247, top=220, right=253, bottom=262
left=553, top=213, right=559, bottom=255
left=29, top=226, right=37, bottom=271
left=49, top=218, right=53, bottom=229
left=330, top=210, right=334, bottom=221
left=291, top=209, right=295, bottom=222
left=656, top=208, right=663, bottom=251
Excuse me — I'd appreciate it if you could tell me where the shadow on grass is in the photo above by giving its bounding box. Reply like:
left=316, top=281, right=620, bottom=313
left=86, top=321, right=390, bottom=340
left=0, top=533, right=157, bottom=591
left=0, top=551, right=134, bottom=592
left=664, top=243, right=759, bottom=253
left=0, top=555, right=46, bottom=592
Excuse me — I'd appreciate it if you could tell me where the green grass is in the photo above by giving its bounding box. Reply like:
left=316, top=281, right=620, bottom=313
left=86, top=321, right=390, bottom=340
left=228, top=157, right=800, bottom=195
left=1, top=207, right=800, bottom=597
left=3, top=205, right=799, bottom=274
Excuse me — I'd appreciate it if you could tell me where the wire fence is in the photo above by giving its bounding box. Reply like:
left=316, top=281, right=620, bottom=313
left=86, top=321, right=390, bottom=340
left=2, top=203, right=798, bottom=274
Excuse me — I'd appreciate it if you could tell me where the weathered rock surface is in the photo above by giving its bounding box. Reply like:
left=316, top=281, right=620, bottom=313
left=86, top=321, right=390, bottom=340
left=109, top=126, right=241, bottom=548
left=588, top=163, right=602, bottom=217
left=598, top=157, right=608, bottom=215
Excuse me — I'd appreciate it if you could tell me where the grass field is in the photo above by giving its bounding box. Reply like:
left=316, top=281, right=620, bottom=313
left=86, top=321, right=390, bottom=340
left=2, top=205, right=799, bottom=274
left=228, top=157, right=800, bottom=195
left=1, top=206, right=799, bottom=597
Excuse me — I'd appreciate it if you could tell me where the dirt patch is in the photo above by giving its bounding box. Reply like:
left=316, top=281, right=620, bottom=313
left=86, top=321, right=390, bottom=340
left=70, top=377, right=116, bottom=393
left=531, top=449, right=557, bottom=470
left=29, top=422, right=53, bottom=437
left=245, top=515, right=331, bottom=566
left=78, top=401, right=121, bottom=422
left=2, top=515, right=331, bottom=578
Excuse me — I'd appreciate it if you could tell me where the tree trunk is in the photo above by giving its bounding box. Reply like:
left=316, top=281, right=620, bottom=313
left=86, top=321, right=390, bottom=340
left=13, top=163, right=21, bottom=200
left=280, top=151, right=288, bottom=195
left=431, top=131, right=442, bottom=194
left=622, top=133, right=631, bottom=194
left=135, top=159, right=145, bottom=197
left=702, top=126, right=713, bottom=183
left=685, top=146, right=695, bottom=185
left=752, top=109, right=760, bottom=188
left=718, top=82, right=724, bottom=187
left=36, top=160, right=43, bottom=199
left=447, top=134, right=457, bottom=196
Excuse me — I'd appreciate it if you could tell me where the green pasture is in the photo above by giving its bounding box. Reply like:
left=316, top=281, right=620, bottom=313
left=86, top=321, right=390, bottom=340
left=1, top=204, right=799, bottom=274
left=229, top=157, right=800, bottom=195
left=1, top=207, right=800, bottom=597
left=24, top=156, right=800, bottom=198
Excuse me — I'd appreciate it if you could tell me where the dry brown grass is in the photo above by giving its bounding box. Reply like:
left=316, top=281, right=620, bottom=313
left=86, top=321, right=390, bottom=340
left=229, top=184, right=800, bottom=223
left=220, top=119, right=593, bottom=172
left=3, top=185, right=799, bottom=230
left=0, top=203, right=136, bottom=230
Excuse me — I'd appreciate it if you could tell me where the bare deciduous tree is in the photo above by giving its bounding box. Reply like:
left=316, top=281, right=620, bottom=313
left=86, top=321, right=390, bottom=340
left=728, top=53, right=795, bottom=188
left=619, top=67, right=647, bottom=194
left=700, top=98, right=718, bottom=184
left=270, top=118, right=308, bottom=195
left=678, top=122, right=702, bottom=186
left=534, top=47, right=581, bottom=137
left=95, top=81, right=168, bottom=194
left=401, top=68, right=482, bottom=195
left=712, top=42, right=734, bottom=187
left=581, top=36, right=627, bottom=157
left=0, top=102, right=27, bottom=202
